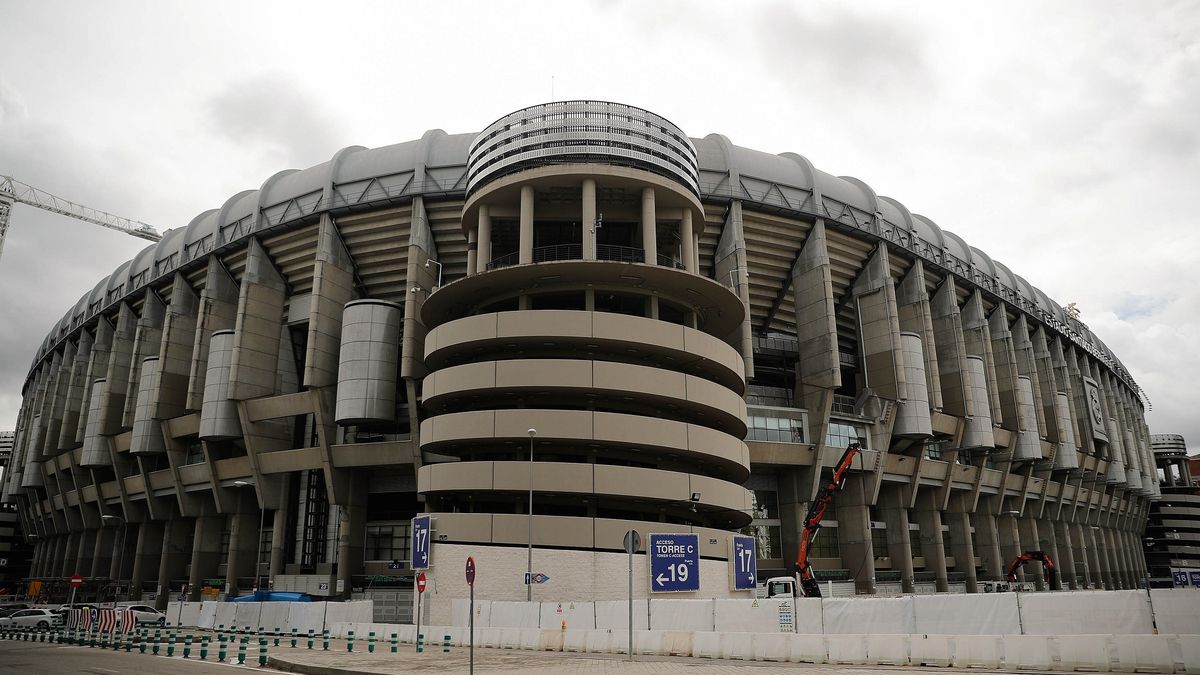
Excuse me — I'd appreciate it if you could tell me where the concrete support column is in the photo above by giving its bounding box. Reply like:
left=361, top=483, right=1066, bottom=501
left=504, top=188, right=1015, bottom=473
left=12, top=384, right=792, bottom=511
left=974, top=510, right=1005, bottom=581
left=466, top=227, right=477, bottom=276
left=155, top=518, right=192, bottom=610
left=640, top=187, right=657, bottom=264
left=225, top=511, right=259, bottom=598
left=1017, top=517, right=1046, bottom=591
left=187, top=515, right=223, bottom=602
left=997, top=512, right=1023, bottom=583
left=914, top=491, right=949, bottom=592
left=335, top=498, right=366, bottom=600
left=1072, top=522, right=1093, bottom=588
left=51, top=534, right=68, bottom=578
left=1054, top=520, right=1078, bottom=589
left=109, top=523, right=133, bottom=585
left=946, top=494, right=977, bottom=593
left=582, top=178, right=597, bottom=260
left=680, top=208, right=695, bottom=273
left=1112, top=527, right=1132, bottom=588
left=880, top=488, right=915, bottom=593
left=477, top=206, right=491, bottom=273
left=1129, top=530, right=1147, bottom=585
left=268, top=504, right=289, bottom=584
left=71, top=529, right=93, bottom=577
left=130, top=520, right=163, bottom=601
left=1040, top=519, right=1063, bottom=590
left=518, top=185, right=534, bottom=264
left=834, top=476, right=875, bottom=594
left=1089, top=525, right=1113, bottom=589
left=90, top=526, right=114, bottom=579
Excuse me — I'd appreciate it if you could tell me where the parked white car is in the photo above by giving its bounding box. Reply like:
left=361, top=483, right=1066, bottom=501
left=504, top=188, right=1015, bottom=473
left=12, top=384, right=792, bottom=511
left=119, top=605, right=165, bottom=627
left=0, top=608, right=61, bottom=629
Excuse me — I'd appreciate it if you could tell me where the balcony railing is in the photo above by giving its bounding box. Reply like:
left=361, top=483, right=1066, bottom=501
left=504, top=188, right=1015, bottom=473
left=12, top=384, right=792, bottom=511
left=597, top=244, right=644, bottom=263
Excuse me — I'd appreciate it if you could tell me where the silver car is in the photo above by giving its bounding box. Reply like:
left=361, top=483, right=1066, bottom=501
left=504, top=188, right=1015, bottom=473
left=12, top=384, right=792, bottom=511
left=0, top=608, right=60, bottom=629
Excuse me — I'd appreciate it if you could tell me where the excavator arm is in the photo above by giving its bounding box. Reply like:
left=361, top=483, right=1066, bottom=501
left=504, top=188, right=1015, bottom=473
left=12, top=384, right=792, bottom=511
left=1005, top=550, right=1057, bottom=585
left=795, top=443, right=861, bottom=598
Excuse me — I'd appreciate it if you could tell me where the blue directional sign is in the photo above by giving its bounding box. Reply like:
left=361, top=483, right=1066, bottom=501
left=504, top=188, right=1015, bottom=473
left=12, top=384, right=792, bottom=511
left=1191, top=571, right=1200, bottom=587
left=411, top=515, right=431, bottom=570
left=649, top=533, right=700, bottom=593
left=730, top=535, right=757, bottom=591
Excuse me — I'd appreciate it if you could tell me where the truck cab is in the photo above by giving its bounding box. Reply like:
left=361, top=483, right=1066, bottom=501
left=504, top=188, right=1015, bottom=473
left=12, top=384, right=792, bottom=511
left=763, top=576, right=797, bottom=599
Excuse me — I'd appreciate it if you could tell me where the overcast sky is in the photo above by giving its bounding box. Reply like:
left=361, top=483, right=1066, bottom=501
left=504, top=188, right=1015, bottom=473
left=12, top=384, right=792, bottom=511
left=1, top=1, right=1197, bottom=454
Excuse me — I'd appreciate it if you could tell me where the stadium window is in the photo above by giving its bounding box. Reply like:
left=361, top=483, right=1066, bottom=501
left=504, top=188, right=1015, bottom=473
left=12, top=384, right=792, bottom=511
left=810, top=525, right=840, bottom=558
left=825, top=422, right=868, bottom=450
left=871, top=528, right=889, bottom=558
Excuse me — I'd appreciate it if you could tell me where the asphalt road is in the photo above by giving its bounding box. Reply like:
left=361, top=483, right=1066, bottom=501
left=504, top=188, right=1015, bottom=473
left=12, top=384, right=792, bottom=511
left=0, top=640, right=274, bottom=674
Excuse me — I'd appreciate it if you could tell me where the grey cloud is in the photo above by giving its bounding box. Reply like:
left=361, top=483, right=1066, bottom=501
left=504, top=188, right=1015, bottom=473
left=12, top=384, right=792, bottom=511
left=207, top=72, right=346, bottom=169
left=0, top=79, right=26, bottom=124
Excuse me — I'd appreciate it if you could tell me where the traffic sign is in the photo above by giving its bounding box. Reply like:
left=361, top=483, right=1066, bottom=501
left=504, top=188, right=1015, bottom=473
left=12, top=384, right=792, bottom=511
left=465, top=556, right=476, bottom=586
left=416, top=571, right=427, bottom=593
left=730, top=535, right=757, bottom=590
left=70, top=575, right=84, bottom=588
left=411, top=515, right=431, bottom=570
left=648, top=533, right=700, bottom=593
left=623, top=529, right=641, bottom=554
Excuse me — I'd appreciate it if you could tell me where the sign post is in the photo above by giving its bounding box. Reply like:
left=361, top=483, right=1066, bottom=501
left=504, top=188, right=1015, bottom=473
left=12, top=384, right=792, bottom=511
left=411, top=515, right=431, bottom=570
left=622, top=530, right=640, bottom=661
left=465, top=556, right=476, bottom=675
left=648, top=533, right=700, bottom=593
left=730, top=535, right=757, bottom=591
left=414, top=572, right=426, bottom=652
left=68, top=574, right=83, bottom=608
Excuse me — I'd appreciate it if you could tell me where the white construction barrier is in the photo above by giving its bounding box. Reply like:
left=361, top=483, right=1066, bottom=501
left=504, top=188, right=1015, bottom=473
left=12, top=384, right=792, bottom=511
left=794, top=597, right=824, bottom=633
left=177, top=601, right=202, bottom=627
left=789, top=633, right=827, bottom=663
left=713, top=598, right=788, bottom=634
left=1057, top=634, right=1113, bottom=672
left=826, top=634, right=868, bottom=664
left=866, top=633, right=909, bottom=665
left=594, top=599, right=649, bottom=630
left=1003, top=635, right=1054, bottom=670
left=452, top=598, right=492, bottom=629
left=197, top=601, right=218, bottom=629
left=954, top=635, right=1003, bottom=669
left=285, top=602, right=325, bottom=635
left=717, top=631, right=754, bottom=660
left=649, top=599, right=714, bottom=631
left=661, top=630, right=693, bottom=656
left=258, top=602, right=291, bottom=632
left=1019, top=590, right=1154, bottom=635
left=214, top=601, right=237, bottom=629
left=233, top=602, right=262, bottom=629
left=751, top=632, right=791, bottom=662
left=540, top=600, right=594, bottom=630
left=1151, top=589, right=1200, bottom=635
left=489, top=600, right=539, bottom=628
left=692, top=631, right=721, bottom=658
left=913, top=592, right=1020, bottom=635
left=822, top=596, right=915, bottom=634
left=633, top=629, right=665, bottom=656
left=165, top=601, right=183, bottom=626
left=1176, top=634, right=1200, bottom=675
left=909, top=634, right=954, bottom=667
left=1111, top=634, right=1175, bottom=673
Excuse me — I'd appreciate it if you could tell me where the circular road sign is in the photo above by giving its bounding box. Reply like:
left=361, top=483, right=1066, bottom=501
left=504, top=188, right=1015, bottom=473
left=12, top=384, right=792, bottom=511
left=416, top=571, right=427, bottom=594
left=69, top=575, right=84, bottom=588
left=623, top=529, right=641, bottom=554
left=465, top=556, right=476, bottom=587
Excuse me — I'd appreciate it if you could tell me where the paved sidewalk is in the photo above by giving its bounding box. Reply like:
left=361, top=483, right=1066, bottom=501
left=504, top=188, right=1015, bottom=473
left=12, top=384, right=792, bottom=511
left=264, top=637, right=1021, bottom=674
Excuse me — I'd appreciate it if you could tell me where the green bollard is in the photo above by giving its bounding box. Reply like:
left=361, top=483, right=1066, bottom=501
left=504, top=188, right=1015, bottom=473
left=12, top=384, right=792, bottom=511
left=100, top=630, right=108, bottom=650
left=391, top=631, right=397, bottom=653
left=258, top=637, right=267, bottom=667
left=200, top=634, right=209, bottom=660
left=237, top=637, right=247, bottom=665
left=183, top=633, right=193, bottom=658
left=139, top=629, right=147, bottom=654
left=369, top=630, right=375, bottom=653
left=274, top=626, right=280, bottom=647
left=443, top=634, right=451, bottom=653
left=125, top=630, right=132, bottom=652
left=306, top=628, right=314, bottom=649
left=417, top=632, right=424, bottom=653
left=167, top=630, right=175, bottom=657
left=152, top=628, right=160, bottom=655
left=322, top=629, right=329, bottom=651
left=347, top=629, right=354, bottom=652
left=218, top=633, right=227, bottom=662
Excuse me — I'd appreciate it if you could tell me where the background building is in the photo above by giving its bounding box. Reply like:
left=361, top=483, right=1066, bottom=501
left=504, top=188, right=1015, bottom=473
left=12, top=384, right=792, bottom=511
left=0, top=430, right=32, bottom=593
left=1, top=101, right=1157, bottom=620
left=1146, top=434, right=1200, bottom=587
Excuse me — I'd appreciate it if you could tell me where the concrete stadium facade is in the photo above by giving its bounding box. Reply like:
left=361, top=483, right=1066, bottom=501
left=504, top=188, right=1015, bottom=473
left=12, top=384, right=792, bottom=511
left=2, top=101, right=1158, bottom=616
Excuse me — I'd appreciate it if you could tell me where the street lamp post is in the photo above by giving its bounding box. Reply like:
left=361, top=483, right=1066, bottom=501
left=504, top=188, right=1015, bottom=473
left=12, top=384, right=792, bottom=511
left=425, top=259, right=443, bottom=289
left=234, top=480, right=264, bottom=592
left=101, top=514, right=126, bottom=600
left=527, top=428, right=536, bottom=602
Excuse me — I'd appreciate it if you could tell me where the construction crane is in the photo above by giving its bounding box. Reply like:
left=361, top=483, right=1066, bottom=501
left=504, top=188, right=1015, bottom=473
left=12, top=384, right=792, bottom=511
left=0, top=175, right=161, bottom=262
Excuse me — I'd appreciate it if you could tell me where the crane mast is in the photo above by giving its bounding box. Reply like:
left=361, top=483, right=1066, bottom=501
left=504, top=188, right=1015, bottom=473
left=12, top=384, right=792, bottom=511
left=0, top=175, right=161, bottom=261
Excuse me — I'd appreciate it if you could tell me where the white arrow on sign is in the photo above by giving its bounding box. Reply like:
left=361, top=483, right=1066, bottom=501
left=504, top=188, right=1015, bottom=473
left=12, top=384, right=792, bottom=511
left=655, top=573, right=668, bottom=586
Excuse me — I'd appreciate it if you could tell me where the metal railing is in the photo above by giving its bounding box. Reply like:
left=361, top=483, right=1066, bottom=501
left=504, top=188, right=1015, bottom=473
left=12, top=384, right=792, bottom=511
left=597, top=244, right=644, bottom=263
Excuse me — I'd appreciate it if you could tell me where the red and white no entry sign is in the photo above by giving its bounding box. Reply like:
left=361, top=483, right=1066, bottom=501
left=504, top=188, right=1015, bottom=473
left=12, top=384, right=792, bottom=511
left=416, top=571, right=427, bottom=593
left=69, top=575, right=84, bottom=588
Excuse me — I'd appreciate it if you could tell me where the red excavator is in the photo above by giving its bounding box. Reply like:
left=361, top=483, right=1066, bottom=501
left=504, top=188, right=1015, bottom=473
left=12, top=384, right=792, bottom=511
left=765, top=443, right=861, bottom=599
left=1006, top=550, right=1058, bottom=586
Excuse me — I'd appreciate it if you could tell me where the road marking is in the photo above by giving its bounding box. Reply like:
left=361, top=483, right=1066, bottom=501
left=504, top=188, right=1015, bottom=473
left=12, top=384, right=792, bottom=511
left=88, top=668, right=119, bottom=674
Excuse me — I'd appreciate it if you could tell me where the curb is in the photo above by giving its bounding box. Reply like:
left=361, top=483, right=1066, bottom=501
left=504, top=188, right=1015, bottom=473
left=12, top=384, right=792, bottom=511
left=268, top=655, right=374, bottom=675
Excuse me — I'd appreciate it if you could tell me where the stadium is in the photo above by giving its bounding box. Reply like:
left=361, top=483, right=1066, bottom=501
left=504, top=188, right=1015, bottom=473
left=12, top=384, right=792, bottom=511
left=1, top=100, right=1158, bottom=622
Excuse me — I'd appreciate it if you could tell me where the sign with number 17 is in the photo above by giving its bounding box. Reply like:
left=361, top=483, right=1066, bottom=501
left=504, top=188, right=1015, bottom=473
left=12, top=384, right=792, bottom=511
left=730, top=535, right=757, bottom=590
left=411, top=515, right=431, bottom=570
